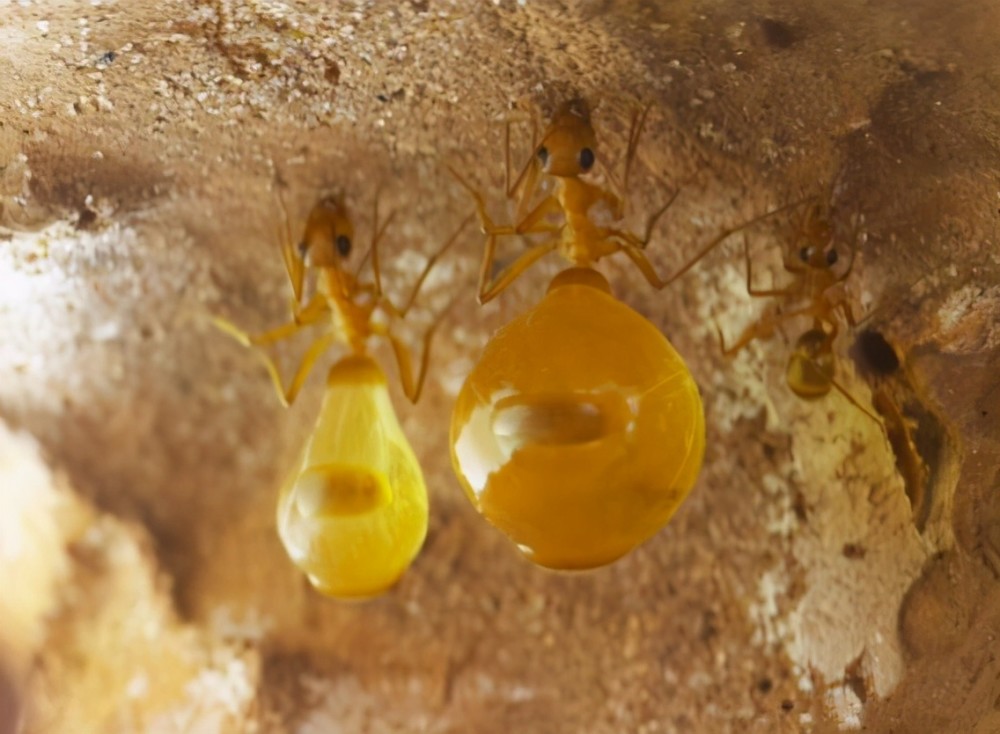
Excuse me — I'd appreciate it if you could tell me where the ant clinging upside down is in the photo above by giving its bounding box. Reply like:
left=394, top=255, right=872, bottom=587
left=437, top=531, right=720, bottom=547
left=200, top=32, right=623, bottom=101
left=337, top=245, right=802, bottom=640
left=214, top=183, right=471, bottom=599
left=711, top=195, right=884, bottom=424
left=447, top=98, right=719, bottom=571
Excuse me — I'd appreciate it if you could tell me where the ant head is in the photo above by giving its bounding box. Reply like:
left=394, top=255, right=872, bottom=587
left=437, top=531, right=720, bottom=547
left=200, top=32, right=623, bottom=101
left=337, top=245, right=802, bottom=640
left=797, top=243, right=841, bottom=270
left=536, top=98, right=598, bottom=178
left=786, top=328, right=835, bottom=399
left=298, top=195, right=355, bottom=268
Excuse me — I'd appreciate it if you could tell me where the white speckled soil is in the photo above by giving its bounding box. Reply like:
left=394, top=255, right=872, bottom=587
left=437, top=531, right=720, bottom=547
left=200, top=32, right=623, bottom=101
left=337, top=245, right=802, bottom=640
left=1, top=2, right=999, bottom=732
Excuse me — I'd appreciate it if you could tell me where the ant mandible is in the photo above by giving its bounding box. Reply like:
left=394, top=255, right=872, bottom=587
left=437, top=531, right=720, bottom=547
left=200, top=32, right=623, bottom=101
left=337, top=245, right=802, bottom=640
left=215, top=186, right=471, bottom=599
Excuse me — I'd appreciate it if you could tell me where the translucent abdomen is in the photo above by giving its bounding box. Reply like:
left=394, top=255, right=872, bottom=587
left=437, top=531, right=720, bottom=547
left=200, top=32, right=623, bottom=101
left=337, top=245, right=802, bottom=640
left=450, top=271, right=705, bottom=570
left=277, top=356, right=428, bottom=598
left=786, top=328, right=835, bottom=399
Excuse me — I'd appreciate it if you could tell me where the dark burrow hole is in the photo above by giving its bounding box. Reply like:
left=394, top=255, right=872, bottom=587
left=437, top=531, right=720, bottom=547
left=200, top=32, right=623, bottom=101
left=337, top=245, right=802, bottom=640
left=851, top=329, right=900, bottom=379
left=850, top=329, right=951, bottom=532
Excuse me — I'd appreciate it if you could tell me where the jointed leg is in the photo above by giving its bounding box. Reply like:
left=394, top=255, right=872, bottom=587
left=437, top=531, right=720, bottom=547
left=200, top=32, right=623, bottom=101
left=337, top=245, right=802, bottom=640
left=214, top=313, right=337, bottom=407
left=376, top=296, right=457, bottom=404
left=636, top=185, right=681, bottom=250
left=744, top=235, right=799, bottom=298
left=603, top=201, right=681, bottom=289
left=212, top=294, right=327, bottom=350
left=618, top=241, right=671, bottom=290
left=812, top=317, right=882, bottom=426
left=367, top=191, right=397, bottom=298
left=662, top=197, right=811, bottom=285
left=716, top=305, right=815, bottom=357
left=265, top=332, right=338, bottom=407
left=505, top=110, right=543, bottom=224
left=615, top=104, right=652, bottom=221
left=378, top=213, right=475, bottom=319
left=478, top=235, right=558, bottom=304
left=838, top=211, right=862, bottom=281
left=449, top=164, right=562, bottom=302
left=448, top=164, right=560, bottom=238
left=275, top=185, right=305, bottom=304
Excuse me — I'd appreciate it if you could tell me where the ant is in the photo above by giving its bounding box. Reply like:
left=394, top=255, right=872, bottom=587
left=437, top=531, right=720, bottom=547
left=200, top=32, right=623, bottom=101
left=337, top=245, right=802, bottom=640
left=712, top=197, right=882, bottom=423
left=214, top=187, right=471, bottom=599
left=447, top=98, right=803, bottom=571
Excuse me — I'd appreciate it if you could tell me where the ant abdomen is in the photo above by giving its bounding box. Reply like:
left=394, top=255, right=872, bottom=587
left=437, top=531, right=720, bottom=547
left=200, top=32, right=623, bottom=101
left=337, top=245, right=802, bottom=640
left=450, top=269, right=704, bottom=571
left=786, top=328, right=836, bottom=400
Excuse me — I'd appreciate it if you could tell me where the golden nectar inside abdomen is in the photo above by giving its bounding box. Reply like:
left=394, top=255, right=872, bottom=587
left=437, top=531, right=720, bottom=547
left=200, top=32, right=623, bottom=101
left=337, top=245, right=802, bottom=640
left=277, top=356, right=428, bottom=598
left=450, top=271, right=705, bottom=570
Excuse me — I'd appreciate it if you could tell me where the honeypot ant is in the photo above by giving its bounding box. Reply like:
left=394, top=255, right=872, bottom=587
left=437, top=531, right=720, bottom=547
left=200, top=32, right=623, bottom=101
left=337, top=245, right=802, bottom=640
left=448, top=97, right=776, bottom=570
left=711, top=197, right=882, bottom=423
left=214, top=187, right=471, bottom=598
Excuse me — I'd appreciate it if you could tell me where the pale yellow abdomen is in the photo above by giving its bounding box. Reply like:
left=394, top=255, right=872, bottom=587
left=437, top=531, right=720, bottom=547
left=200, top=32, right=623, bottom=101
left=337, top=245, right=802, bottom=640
left=277, top=356, right=428, bottom=598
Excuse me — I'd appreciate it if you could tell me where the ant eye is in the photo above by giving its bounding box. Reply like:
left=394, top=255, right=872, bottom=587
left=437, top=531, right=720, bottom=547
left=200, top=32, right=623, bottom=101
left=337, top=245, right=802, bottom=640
left=297, top=240, right=308, bottom=257
left=826, top=248, right=838, bottom=266
left=799, top=247, right=811, bottom=262
left=336, top=235, right=351, bottom=257
left=537, top=146, right=549, bottom=165
left=578, top=147, right=595, bottom=171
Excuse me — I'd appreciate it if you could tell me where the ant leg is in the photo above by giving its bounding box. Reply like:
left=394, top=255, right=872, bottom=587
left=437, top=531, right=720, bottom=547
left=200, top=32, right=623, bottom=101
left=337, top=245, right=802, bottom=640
left=505, top=110, right=543, bottom=208
left=716, top=304, right=816, bottom=357
left=448, top=164, right=559, bottom=238
left=716, top=315, right=776, bottom=357
left=213, top=313, right=336, bottom=407
left=366, top=190, right=398, bottom=298
left=212, top=293, right=327, bottom=350
left=615, top=104, right=652, bottom=220
left=376, top=294, right=458, bottom=404
left=837, top=212, right=862, bottom=282
left=828, top=380, right=882, bottom=426
left=617, top=242, right=670, bottom=290
left=449, top=163, right=561, bottom=302
left=821, top=323, right=883, bottom=427
left=275, top=185, right=305, bottom=305
left=257, top=331, right=338, bottom=407
left=743, top=236, right=799, bottom=298
left=661, top=198, right=812, bottom=285
left=274, top=333, right=339, bottom=407
left=478, top=235, right=559, bottom=304
left=379, top=213, right=475, bottom=319
left=625, top=185, right=681, bottom=251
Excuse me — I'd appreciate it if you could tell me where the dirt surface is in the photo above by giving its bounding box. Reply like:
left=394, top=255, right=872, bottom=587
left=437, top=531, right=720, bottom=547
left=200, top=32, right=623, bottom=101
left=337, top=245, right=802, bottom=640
left=1, top=1, right=999, bottom=732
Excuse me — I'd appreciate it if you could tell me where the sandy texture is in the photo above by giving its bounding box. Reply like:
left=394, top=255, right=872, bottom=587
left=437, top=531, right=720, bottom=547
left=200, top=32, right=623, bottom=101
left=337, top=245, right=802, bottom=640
left=1, top=1, right=999, bottom=732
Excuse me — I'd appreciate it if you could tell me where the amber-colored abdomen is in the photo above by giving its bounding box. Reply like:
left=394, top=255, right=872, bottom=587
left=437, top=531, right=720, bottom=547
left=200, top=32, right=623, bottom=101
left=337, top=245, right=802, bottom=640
left=450, top=274, right=705, bottom=570
left=786, top=328, right=835, bottom=399
left=277, top=356, right=428, bottom=598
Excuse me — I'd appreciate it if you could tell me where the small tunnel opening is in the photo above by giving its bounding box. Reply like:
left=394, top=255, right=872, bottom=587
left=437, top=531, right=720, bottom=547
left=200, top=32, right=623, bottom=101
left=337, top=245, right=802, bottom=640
left=850, top=328, right=952, bottom=532
left=851, top=329, right=901, bottom=379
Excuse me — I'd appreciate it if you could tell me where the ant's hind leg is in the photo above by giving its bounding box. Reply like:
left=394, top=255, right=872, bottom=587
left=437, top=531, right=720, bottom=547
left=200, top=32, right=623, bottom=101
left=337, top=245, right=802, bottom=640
left=478, top=235, right=559, bottom=304
left=273, top=333, right=339, bottom=407
left=378, top=294, right=459, bottom=404
left=716, top=318, right=774, bottom=358
left=378, top=214, right=475, bottom=320
left=211, top=293, right=326, bottom=349
left=213, top=316, right=336, bottom=407
left=715, top=305, right=813, bottom=358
